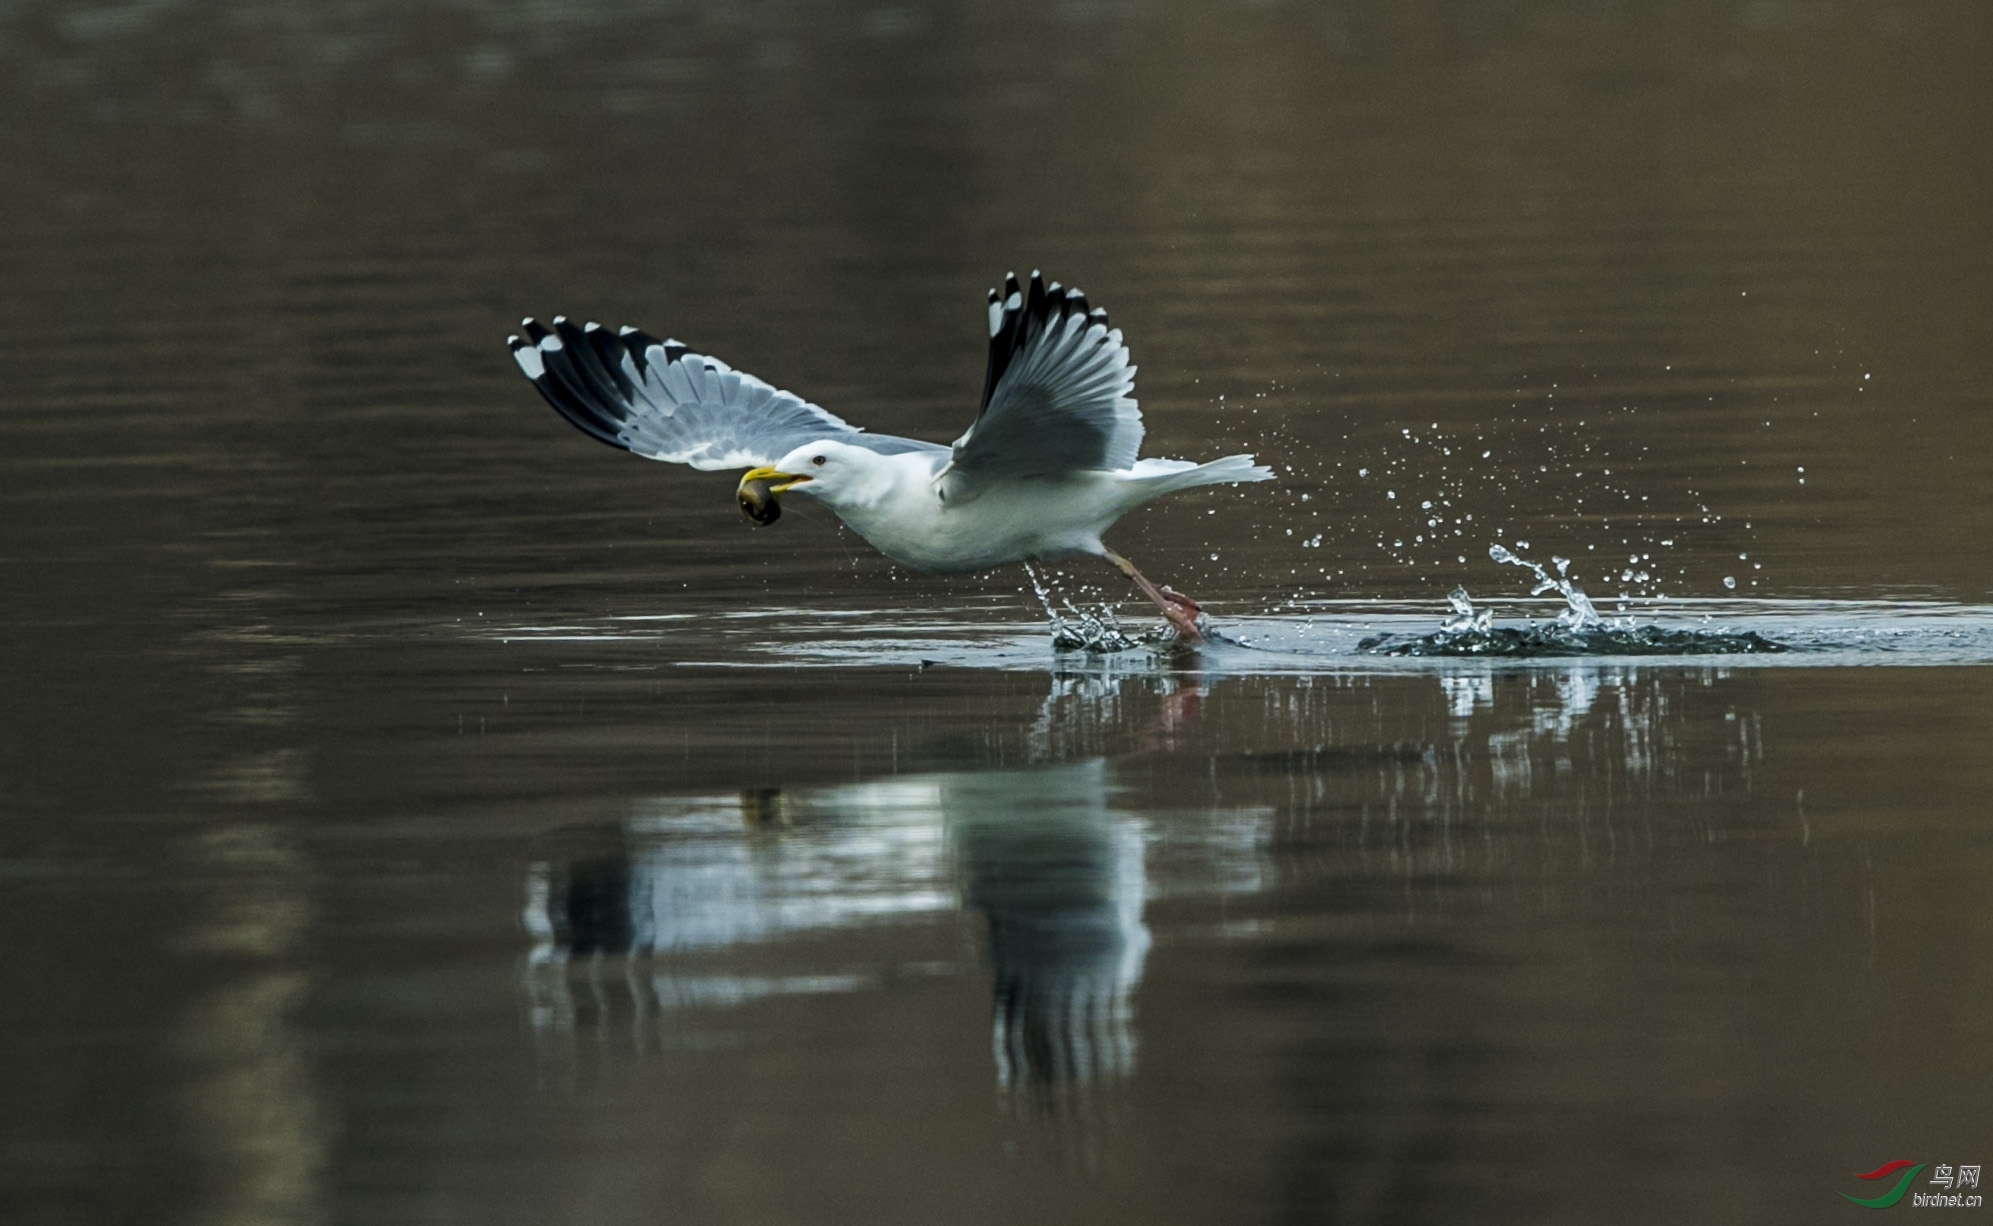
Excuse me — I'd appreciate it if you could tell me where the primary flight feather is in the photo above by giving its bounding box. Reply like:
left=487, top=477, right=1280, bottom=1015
left=508, top=272, right=1272, bottom=642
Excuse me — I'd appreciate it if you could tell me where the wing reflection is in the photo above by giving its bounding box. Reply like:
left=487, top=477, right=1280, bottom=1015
left=523, top=762, right=1181, bottom=1093
left=946, top=765, right=1149, bottom=1089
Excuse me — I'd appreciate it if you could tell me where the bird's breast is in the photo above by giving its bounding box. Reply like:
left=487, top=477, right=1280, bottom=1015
left=828, top=475, right=1117, bottom=574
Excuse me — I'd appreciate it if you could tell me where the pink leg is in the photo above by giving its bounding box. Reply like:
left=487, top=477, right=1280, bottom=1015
left=1101, top=549, right=1204, bottom=644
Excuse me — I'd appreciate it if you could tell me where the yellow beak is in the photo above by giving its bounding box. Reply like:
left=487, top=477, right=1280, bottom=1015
left=737, top=466, right=813, bottom=495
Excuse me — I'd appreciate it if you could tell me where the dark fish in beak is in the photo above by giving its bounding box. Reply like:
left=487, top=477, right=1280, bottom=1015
left=738, top=477, right=782, bottom=525
left=737, top=466, right=811, bottom=526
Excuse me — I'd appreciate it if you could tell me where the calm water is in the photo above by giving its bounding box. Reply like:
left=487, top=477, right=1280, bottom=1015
left=3, top=2, right=1991, bottom=1223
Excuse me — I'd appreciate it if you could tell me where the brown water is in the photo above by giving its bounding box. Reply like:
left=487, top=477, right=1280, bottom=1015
left=3, top=3, right=1992, bottom=1223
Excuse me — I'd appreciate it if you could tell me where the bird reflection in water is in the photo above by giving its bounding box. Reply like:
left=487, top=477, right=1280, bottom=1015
left=522, top=761, right=1153, bottom=1096
left=521, top=662, right=1749, bottom=1094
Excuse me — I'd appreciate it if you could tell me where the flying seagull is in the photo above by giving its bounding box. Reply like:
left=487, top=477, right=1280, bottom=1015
left=507, top=272, right=1272, bottom=643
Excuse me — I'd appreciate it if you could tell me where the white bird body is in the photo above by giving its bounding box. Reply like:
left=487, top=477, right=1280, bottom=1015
left=773, top=441, right=1264, bottom=575
left=510, top=271, right=1274, bottom=640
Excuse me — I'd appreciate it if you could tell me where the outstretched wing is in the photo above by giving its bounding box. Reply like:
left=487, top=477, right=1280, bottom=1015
left=945, top=272, right=1143, bottom=480
left=509, top=317, right=940, bottom=470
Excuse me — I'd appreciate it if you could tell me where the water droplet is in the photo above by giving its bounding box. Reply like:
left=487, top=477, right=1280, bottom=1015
left=1723, top=576, right=1737, bottom=589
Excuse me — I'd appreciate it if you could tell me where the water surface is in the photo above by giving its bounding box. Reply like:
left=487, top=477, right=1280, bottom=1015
left=2, top=2, right=1991, bottom=1224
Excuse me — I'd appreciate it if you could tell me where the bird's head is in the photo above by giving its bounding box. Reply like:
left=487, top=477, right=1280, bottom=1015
left=736, top=441, right=876, bottom=525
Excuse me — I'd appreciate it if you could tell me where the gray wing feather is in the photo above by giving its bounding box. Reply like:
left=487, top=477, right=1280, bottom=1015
left=510, top=317, right=941, bottom=470
left=946, top=272, right=1143, bottom=478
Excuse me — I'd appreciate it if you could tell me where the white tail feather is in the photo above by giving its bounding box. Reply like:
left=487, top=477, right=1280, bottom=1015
left=1125, top=454, right=1273, bottom=496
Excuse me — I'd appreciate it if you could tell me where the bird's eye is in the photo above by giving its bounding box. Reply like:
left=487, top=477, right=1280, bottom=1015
left=811, top=455, right=827, bottom=466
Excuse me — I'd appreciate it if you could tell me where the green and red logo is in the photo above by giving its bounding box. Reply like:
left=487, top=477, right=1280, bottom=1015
left=1842, top=1161, right=1928, bottom=1209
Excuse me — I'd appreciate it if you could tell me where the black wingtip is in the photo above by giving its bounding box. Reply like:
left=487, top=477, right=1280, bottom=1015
left=613, top=326, right=665, bottom=375
left=982, top=269, right=1080, bottom=412
left=1023, top=274, right=1049, bottom=339
left=553, top=316, right=635, bottom=411
left=508, top=314, right=636, bottom=453
left=975, top=269, right=1126, bottom=412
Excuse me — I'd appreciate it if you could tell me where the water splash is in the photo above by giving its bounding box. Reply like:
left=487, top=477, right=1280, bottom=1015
left=1488, top=544, right=1602, bottom=628
left=1050, top=604, right=1151, bottom=654
left=1442, top=586, right=1493, bottom=633
left=1360, top=546, right=1787, bottom=657
left=1025, top=563, right=1152, bottom=654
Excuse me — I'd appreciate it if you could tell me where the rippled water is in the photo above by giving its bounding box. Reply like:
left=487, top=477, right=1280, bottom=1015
left=4, top=2, right=1992, bottom=1223
left=488, top=597, right=1993, bottom=671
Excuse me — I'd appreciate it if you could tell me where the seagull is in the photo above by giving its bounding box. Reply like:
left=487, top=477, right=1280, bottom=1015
left=508, top=271, right=1272, bottom=643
